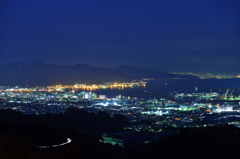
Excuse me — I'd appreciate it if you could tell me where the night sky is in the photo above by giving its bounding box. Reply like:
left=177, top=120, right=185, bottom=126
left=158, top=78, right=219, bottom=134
left=1, top=0, right=239, bottom=74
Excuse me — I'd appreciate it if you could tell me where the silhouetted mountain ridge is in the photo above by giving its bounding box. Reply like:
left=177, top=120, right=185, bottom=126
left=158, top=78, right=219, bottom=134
left=0, top=108, right=128, bottom=133
left=0, top=61, right=197, bottom=86
left=0, top=61, right=134, bottom=86
left=116, top=65, right=197, bottom=79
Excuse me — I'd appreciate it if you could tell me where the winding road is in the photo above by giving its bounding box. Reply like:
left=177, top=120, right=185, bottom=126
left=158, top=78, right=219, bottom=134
left=37, top=138, right=72, bottom=148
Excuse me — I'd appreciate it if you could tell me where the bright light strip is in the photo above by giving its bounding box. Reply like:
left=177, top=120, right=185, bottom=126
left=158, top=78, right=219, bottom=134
left=37, top=138, right=71, bottom=148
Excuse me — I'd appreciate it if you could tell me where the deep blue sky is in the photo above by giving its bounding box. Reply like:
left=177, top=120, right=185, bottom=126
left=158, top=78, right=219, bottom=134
left=1, top=0, right=239, bottom=73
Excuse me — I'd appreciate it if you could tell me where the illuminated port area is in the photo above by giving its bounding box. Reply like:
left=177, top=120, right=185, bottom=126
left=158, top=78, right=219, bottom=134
left=171, top=72, right=240, bottom=79
left=1, top=83, right=240, bottom=130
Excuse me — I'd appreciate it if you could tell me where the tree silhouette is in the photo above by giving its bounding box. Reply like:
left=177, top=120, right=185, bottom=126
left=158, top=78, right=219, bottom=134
left=59, top=142, right=82, bottom=159
left=6, top=139, right=30, bottom=159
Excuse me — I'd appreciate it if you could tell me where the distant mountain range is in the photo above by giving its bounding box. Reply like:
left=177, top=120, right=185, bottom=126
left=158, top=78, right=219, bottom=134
left=0, top=61, right=197, bottom=86
left=116, top=65, right=196, bottom=79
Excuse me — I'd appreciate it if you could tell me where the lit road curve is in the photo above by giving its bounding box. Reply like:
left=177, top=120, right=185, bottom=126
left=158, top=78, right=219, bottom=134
left=37, top=138, right=71, bottom=148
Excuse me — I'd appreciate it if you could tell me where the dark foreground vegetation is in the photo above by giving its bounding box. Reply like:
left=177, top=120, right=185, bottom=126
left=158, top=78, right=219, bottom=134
left=0, top=108, right=240, bottom=159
